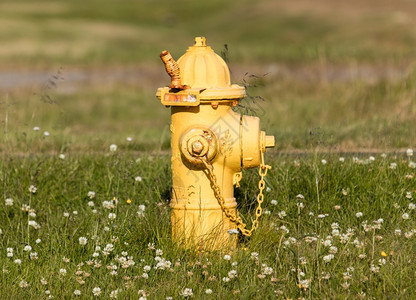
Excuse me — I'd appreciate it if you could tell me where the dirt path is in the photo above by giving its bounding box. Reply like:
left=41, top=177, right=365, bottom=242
left=0, top=62, right=411, bottom=93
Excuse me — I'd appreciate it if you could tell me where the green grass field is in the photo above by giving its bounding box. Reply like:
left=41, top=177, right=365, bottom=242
left=1, top=0, right=416, bottom=298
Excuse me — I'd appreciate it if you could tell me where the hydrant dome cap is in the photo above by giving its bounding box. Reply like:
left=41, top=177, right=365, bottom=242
left=177, top=37, right=245, bottom=100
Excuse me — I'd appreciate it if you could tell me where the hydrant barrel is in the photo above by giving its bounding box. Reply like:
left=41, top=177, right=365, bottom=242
left=156, top=37, right=275, bottom=250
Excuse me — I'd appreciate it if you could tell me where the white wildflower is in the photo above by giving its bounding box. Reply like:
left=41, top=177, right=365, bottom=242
left=28, top=185, right=37, bottom=194
left=323, top=254, right=334, bottom=263
left=79, top=237, right=88, bottom=245
left=109, top=144, right=117, bottom=152
left=5, top=198, right=13, bottom=206
left=180, top=288, right=193, bottom=297
left=92, top=287, right=101, bottom=296
left=278, top=211, right=286, bottom=218
left=406, top=148, right=413, bottom=157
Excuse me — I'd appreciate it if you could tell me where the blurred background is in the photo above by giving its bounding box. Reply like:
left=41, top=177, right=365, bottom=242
left=1, top=0, right=415, bottom=153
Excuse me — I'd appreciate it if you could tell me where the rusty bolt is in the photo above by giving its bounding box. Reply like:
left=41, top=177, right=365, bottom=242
left=191, top=140, right=204, bottom=155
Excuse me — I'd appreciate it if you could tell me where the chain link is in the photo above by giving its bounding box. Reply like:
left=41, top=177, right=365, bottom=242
left=199, top=153, right=271, bottom=237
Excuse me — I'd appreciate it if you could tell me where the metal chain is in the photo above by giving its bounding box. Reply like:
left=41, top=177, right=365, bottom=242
left=199, top=153, right=271, bottom=237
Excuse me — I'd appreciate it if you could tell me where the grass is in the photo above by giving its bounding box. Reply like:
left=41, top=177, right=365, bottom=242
left=1, top=152, right=416, bottom=298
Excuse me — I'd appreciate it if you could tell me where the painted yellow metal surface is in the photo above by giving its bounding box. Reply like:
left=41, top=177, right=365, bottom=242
left=156, top=37, right=275, bottom=250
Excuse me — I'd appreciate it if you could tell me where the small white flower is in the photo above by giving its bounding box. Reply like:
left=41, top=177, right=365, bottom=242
left=59, top=268, right=67, bottom=275
left=406, top=192, right=412, bottom=199
left=389, top=163, right=397, bottom=170
left=409, top=203, right=416, bottom=210
left=271, top=199, right=277, bottom=206
left=5, top=198, right=13, bottom=206
left=227, top=229, right=239, bottom=235
left=369, top=156, right=375, bottom=161
left=321, top=159, right=327, bottom=165
left=79, top=237, right=88, bottom=245
left=323, top=254, right=334, bottom=263
left=28, top=185, right=37, bottom=194
left=409, top=162, right=415, bottom=169
left=88, top=191, right=96, bottom=199
left=402, top=213, right=409, bottom=220
left=126, top=137, right=133, bottom=142
left=28, top=220, right=40, bottom=229
left=92, top=287, right=101, bottom=296
left=109, top=144, right=117, bottom=152
left=222, top=277, right=230, bottom=282
left=33, top=126, right=40, bottom=131
left=205, top=289, right=212, bottom=294
left=23, top=245, right=32, bottom=252
left=58, top=154, right=65, bottom=159
left=108, top=213, right=116, bottom=220
left=63, top=212, right=70, bottom=217
left=266, top=187, right=271, bottom=192
left=138, top=205, right=146, bottom=211
left=14, top=259, right=22, bottom=265
left=88, top=201, right=95, bottom=207
left=73, top=210, right=78, bottom=215
left=135, top=176, right=142, bottom=182
left=19, top=280, right=28, bottom=288
left=74, top=290, right=81, bottom=296
left=223, top=254, right=231, bottom=261
left=356, top=212, right=363, bottom=218
left=180, top=288, right=193, bottom=297
left=278, top=211, right=286, bottom=218
left=339, top=157, right=345, bottom=162
left=406, top=148, right=413, bottom=157
left=43, top=131, right=50, bottom=136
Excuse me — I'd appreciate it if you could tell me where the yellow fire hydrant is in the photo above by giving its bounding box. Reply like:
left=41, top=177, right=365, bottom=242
left=156, top=37, right=275, bottom=250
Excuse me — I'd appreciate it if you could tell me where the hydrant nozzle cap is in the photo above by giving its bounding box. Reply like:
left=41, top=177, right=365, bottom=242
left=156, top=37, right=246, bottom=101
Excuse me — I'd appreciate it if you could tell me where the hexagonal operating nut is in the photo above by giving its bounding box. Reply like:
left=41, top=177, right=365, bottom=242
left=191, top=140, right=204, bottom=155
left=187, top=136, right=209, bottom=157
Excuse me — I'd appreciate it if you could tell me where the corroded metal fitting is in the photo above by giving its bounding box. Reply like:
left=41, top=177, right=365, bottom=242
left=160, top=50, right=187, bottom=90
